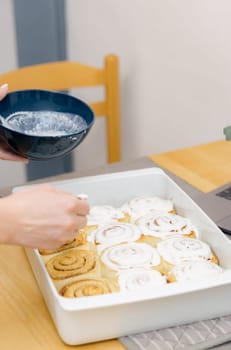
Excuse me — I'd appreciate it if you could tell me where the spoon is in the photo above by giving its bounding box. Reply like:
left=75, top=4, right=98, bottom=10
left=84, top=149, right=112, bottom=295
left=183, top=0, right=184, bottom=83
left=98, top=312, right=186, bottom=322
left=0, top=115, right=7, bottom=126
left=0, top=115, right=13, bottom=129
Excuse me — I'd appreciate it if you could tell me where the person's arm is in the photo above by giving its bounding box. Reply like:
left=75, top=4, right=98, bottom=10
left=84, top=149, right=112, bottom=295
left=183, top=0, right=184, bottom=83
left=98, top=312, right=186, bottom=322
left=0, top=184, right=89, bottom=249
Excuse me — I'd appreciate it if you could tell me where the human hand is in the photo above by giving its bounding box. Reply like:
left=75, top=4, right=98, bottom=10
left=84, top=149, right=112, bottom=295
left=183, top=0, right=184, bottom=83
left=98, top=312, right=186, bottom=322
left=0, top=83, right=8, bottom=100
left=0, top=83, right=28, bottom=163
left=0, top=184, right=89, bottom=249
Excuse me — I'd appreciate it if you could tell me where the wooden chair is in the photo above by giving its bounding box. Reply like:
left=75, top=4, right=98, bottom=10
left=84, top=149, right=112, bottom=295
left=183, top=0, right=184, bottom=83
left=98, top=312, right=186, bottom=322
left=0, top=54, right=121, bottom=163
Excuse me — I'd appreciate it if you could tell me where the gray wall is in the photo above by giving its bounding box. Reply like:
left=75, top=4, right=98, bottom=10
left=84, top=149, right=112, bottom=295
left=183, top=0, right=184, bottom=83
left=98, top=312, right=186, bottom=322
left=13, top=0, right=73, bottom=181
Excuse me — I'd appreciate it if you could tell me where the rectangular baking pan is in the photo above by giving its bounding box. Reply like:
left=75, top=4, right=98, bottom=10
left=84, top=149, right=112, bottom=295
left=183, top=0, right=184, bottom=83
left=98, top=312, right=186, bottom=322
left=14, top=167, right=231, bottom=345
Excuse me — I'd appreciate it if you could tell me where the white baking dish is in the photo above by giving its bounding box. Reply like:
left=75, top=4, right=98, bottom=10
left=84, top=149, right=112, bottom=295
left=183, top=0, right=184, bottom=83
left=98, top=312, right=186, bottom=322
left=14, top=167, right=231, bottom=345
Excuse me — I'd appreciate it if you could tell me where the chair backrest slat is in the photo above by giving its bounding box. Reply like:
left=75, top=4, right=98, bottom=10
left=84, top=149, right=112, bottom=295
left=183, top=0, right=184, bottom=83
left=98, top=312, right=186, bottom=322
left=89, top=102, right=106, bottom=117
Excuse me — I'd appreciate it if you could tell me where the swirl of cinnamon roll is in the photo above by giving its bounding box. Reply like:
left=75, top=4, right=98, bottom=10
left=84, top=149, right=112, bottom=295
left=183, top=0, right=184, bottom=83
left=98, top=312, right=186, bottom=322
left=60, top=278, right=119, bottom=298
left=157, top=237, right=214, bottom=265
left=137, top=211, right=198, bottom=238
left=121, top=196, right=174, bottom=222
left=46, top=249, right=96, bottom=280
left=39, top=231, right=86, bottom=255
left=87, top=205, right=126, bottom=226
left=118, top=268, right=167, bottom=291
left=101, top=242, right=160, bottom=271
left=167, top=260, right=223, bottom=283
left=94, top=223, right=141, bottom=247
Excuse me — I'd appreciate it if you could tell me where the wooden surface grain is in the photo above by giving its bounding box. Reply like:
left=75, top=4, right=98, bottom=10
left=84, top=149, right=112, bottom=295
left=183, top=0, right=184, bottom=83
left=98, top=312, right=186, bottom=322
left=151, top=140, right=231, bottom=193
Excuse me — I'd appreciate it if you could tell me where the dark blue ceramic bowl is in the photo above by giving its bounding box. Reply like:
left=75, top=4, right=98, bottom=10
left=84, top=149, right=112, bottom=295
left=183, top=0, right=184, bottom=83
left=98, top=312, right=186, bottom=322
left=0, top=89, right=94, bottom=160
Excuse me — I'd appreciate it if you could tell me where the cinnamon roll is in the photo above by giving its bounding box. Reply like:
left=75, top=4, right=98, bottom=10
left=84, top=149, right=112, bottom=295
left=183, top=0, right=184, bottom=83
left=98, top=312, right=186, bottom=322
left=86, top=205, right=129, bottom=233
left=136, top=211, right=198, bottom=241
left=118, top=268, right=167, bottom=292
left=39, top=230, right=87, bottom=256
left=100, top=242, right=163, bottom=279
left=156, top=237, right=218, bottom=273
left=46, top=248, right=98, bottom=280
left=60, top=278, right=119, bottom=298
left=121, top=196, right=174, bottom=222
left=167, top=260, right=223, bottom=283
left=93, top=222, right=141, bottom=252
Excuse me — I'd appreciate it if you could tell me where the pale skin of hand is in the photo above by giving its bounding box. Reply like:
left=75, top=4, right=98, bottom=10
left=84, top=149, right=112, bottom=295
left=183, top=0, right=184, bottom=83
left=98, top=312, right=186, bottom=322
left=0, top=184, right=89, bottom=250
left=0, top=84, right=89, bottom=249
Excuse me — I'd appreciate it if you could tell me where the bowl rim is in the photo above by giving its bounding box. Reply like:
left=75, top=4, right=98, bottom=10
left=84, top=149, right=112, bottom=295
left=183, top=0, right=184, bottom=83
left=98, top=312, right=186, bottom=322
left=0, top=89, right=95, bottom=138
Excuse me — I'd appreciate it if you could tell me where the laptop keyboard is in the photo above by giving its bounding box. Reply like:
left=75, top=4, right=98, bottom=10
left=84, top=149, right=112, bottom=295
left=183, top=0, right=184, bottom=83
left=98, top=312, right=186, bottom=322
left=216, top=186, right=231, bottom=200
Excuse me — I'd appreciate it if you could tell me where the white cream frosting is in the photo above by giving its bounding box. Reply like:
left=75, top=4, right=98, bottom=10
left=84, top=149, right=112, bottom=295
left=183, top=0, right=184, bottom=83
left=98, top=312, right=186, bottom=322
left=94, top=222, right=141, bottom=247
left=157, top=237, right=213, bottom=265
left=87, top=205, right=125, bottom=226
left=118, top=268, right=167, bottom=291
left=137, top=211, right=198, bottom=238
left=121, top=196, right=174, bottom=222
left=101, top=242, right=161, bottom=271
left=169, top=260, right=223, bottom=282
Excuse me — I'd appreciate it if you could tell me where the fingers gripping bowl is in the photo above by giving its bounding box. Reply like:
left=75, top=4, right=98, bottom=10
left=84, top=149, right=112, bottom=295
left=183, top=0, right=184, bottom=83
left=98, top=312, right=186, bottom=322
left=0, top=89, right=94, bottom=160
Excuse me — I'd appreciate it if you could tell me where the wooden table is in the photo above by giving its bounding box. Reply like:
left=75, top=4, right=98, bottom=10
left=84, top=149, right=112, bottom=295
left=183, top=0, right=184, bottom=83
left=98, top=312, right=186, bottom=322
left=1, top=140, right=231, bottom=350
left=150, top=140, right=231, bottom=193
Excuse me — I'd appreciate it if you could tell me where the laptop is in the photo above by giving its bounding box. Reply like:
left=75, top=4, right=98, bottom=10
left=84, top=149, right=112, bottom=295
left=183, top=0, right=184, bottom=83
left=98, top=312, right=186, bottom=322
left=194, top=182, right=231, bottom=235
